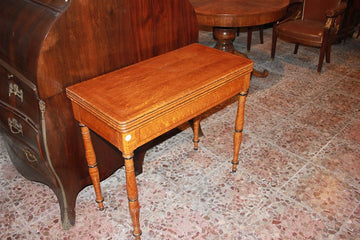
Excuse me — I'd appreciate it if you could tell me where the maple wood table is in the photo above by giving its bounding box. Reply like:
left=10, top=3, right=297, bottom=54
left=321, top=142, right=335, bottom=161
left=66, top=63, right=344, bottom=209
left=189, top=0, right=289, bottom=77
left=66, top=43, right=253, bottom=239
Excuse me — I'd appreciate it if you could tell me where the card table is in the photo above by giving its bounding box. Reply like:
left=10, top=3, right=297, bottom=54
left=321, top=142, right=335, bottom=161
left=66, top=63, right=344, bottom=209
left=66, top=43, right=253, bottom=238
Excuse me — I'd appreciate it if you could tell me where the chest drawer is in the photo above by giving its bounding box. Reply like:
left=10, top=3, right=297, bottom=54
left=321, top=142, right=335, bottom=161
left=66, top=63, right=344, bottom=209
left=0, top=66, right=40, bottom=123
left=3, top=133, right=44, bottom=170
left=0, top=102, right=41, bottom=153
left=1, top=131, right=50, bottom=183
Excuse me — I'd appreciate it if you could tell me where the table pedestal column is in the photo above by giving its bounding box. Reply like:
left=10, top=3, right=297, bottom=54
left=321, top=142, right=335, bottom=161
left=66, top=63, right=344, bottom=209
left=213, top=27, right=268, bottom=78
left=213, top=27, right=238, bottom=53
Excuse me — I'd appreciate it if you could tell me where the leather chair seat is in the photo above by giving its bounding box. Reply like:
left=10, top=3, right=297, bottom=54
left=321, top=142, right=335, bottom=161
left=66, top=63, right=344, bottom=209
left=277, top=19, right=324, bottom=46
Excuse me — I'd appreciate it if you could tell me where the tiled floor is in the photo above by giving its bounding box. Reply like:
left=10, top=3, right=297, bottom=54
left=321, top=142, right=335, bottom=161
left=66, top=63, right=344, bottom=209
left=1, top=28, right=360, bottom=239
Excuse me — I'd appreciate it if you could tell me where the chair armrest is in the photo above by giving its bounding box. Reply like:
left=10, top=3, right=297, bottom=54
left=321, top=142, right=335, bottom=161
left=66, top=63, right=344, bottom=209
left=325, top=2, right=347, bottom=18
left=324, top=2, right=347, bottom=36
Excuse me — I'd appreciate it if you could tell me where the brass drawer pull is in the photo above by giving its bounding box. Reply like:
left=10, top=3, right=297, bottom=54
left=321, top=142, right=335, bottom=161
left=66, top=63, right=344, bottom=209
left=8, top=118, right=23, bottom=135
left=9, top=83, right=24, bottom=102
left=23, top=149, right=38, bottom=163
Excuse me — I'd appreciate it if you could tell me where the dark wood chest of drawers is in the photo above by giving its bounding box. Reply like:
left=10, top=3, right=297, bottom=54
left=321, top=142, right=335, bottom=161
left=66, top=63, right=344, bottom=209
left=0, top=0, right=198, bottom=228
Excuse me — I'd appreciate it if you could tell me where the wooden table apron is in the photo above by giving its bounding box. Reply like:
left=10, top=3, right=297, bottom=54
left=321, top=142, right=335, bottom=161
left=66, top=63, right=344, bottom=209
left=189, top=0, right=289, bottom=77
left=66, top=44, right=253, bottom=239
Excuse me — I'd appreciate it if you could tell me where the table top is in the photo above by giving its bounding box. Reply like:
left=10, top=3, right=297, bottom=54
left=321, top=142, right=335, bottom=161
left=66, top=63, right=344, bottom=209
left=189, top=0, right=290, bottom=27
left=66, top=43, right=253, bottom=151
left=66, top=43, right=253, bottom=132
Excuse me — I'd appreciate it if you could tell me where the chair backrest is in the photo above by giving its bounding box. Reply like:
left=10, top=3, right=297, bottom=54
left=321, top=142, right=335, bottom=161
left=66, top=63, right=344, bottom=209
left=302, top=0, right=342, bottom=21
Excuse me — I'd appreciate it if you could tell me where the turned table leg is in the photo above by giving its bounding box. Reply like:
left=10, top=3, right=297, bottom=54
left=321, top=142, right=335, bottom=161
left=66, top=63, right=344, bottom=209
left=79, top=124, right=104, bottom=210
left=189, top=119, right=204, bottom=137
left=123, top=152, right=142, bottom=239
left=213, top=27, right=269, bottom=78
left=232, top=91, right=248, bottom=172
left=192, top=117, right=201, bottom=150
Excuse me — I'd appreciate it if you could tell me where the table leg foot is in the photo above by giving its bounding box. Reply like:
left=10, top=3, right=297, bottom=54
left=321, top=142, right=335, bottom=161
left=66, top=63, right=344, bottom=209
left=232, top=91, right=248, bottom=172
left=252, top=69, right=269, bottom=78
left=80, top=124, right=104, bottom=210
left=123, top=153, right=142, bottom=239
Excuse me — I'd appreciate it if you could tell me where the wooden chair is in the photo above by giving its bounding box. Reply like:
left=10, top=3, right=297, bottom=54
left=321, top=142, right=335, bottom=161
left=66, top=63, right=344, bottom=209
left=271, top=0, right=348, bottom=73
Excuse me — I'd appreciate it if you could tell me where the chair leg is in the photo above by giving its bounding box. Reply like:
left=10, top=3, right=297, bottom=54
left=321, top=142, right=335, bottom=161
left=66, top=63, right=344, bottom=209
left=326, top=45, right=331, bottom=63
left=247, top=28, right=252, bottom=51
left=247, top=26, right=264, bottom=51
left=271, top=27, right=277, bottom=60
left=294, top=43, right=299, bottom=54
left=318, top=44, right=326, bottom=73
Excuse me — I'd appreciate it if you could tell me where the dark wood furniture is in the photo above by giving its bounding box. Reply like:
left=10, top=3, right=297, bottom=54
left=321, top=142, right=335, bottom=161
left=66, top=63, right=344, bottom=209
left=0, top=0, right=198, bottom=229
left=342, top=0, right=360, bottom=41
left=66, top=43, right=253, bottom=239
left=189, top=0, right=289, bottom=77
left=271, top=0, right=348, bottom=73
